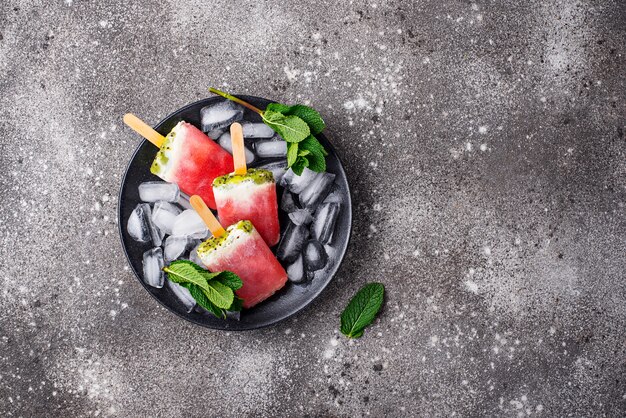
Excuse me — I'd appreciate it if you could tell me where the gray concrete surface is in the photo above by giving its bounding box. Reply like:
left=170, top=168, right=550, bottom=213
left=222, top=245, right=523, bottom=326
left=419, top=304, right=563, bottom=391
left=1, top=0, right=625, bottom=416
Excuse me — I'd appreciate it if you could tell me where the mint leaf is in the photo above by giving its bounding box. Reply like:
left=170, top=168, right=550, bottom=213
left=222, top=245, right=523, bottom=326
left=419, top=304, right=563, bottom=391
left=164, top=260, right=237, bottom=310
left=304, top=151, right=326, bottom=173
left=266, top=103, right=325, bottom=135
left=215, top=271, right=243, bottom=290
left=200, top=280, right=234, bottom=309
left=299, top=135, right=328, bottom=156
left=287, top=142, right=299, bottom=167
left=291, top=157, right=309, bottom=175
left=299, top=135, right=327, bottom=172
left=262, top=110, right=310, bottom=143
left=185, top=283, right=225, bottom=319
left=164, top=261, right=215, bottom=294
left=265, top=102, right=291, bottom=114
left=228, top=296, right=244, bottom=312
left=285, top=105, right=326, bottom=135
left=340, top=283, right=385, bottom=339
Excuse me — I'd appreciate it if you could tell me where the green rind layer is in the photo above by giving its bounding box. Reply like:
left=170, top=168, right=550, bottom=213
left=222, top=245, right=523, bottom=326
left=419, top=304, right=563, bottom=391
left=197, top=220, right=254, bottom=256
left=150, top=122, right=182, bottom=177
left=212, top=168, right=274, bottom=188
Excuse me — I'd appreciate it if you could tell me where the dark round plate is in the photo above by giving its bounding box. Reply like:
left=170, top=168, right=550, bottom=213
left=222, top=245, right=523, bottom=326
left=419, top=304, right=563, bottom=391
left=118, top=95, right=352, bottom=330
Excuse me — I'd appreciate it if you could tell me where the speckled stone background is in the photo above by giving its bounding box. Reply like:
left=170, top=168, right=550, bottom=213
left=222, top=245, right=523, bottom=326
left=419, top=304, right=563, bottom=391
left=1, top=0, right=625, bottom=416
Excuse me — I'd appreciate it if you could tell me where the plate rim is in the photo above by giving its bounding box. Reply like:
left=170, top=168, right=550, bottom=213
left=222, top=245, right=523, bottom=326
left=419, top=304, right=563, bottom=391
left=117, top=95, right=353, bottom=330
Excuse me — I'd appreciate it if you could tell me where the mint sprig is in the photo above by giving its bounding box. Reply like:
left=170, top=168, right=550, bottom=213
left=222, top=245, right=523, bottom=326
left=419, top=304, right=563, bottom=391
left=340, top=283, right=385, bottom=339
left=163, top=260, right=244, bottom=319
left=262, top=109, right=310, bottom=143
left=209, top=87, right=328, bottom=175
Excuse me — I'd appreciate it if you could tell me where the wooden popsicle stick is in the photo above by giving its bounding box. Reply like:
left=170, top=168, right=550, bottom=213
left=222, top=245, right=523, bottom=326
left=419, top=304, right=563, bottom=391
left=190, top=195, right=226, bottom=238
left=230, top=122, right=247, bottom=175
left=123, top=113, right=165, bottom=148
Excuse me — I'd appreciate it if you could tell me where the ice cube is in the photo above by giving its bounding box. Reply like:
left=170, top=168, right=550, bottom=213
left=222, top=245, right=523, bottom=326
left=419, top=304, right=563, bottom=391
left=280, top=168, right=295, bottom=189
left=288, top=209, right=313, bottom=226
left=304, top=240, right=328, bottom=272
left=242, top=122, right=275, bottom=138
left=151, top=201, right=182, bottom=235
left=171, top=209, right=208, bottom=238
left=280, top=190, right=299, bottom=213
left=127, top=203, right=151, bottom=242
left=218, top=132, right=255, bottom=164
left=200, top=100, right=244, bottom=132
left=164, top=236, right=191, bottom=262
left=206, top=128, right=224, bottom=140
left=286, top=253, right=305, bottom=283
left=276, top=222, right=309, bottom=263
left=142, top=247, right=164, bottom=288
left=189, top=243, right=204, bottom=266
left=323, top=188, right=343, bottom=204
left=282, top=167, right=321, bottom=194
left=146, top=206, right=165, bottom=247
left=257, top=160, right=288, bottom=184
left=138, top=181, right=180, bottom=203
left=310, top=202, right=340, bottom=244
left=177, top=192, right=193, bottom=210
left=255, top=140, right=287, bottom=158
left=191, top=230, right=209, bottom=240
left=168, top=281, right=196, bottom=313
left=299, top=172, right=336, bottom=209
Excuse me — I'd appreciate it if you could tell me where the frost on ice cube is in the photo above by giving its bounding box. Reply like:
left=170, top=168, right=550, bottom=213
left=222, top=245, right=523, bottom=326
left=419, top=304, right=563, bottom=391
left=151, top=201, right=182, bottom=236
left=242, top=122, right=275, bottom=138
left=280, top=190, right=299, bottom=213
left=310, top=202, right=340, bottom=244
left=304, top=240, right=328, bottom=272
left=255, top=140, right=287, bottom=158
left=276, top=222, right=309, bottom=263
left=168, top=281, right=196, bottom=313
left=206, top=128, right=224, bottom=140
left=281, top=167, right=320, bottom=194
left=286, top=253, right=305, bottom=283
left=127, top=203, right=151, bottom=242
left=218, top=132, right=255, bottom=164
left=143, top=247, right=164, bottom=288
left=200, top=100, right=244, bottom=132
left=164, top=236, right=191, bottom=262
left=299, top=172, right=336, bottom=209
left=138, top=181, right=180, bottom=203
left=288, top=209, right=313, bottom=226
left=257, top=160, right=288, bottom=184
left=171, top=209, right=208, bottom=238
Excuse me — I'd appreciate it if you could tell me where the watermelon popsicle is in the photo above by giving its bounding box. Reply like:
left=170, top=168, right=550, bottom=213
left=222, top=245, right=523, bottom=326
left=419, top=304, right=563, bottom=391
left=212, top=122, right=280, bottom=246
left=123, top=114, right=233, bottom=209
left=190, top=195, right=287, bottom=309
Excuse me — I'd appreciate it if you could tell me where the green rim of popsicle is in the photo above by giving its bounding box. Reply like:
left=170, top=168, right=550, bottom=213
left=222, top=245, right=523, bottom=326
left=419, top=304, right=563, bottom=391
left=212, top=168, right=275, bottom=188
left=197, top=220, right=254, bottom=255
left=150, top=121, right=183, bottom=177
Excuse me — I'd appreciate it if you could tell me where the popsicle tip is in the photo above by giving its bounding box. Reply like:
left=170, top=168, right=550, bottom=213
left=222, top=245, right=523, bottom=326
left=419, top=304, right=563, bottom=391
left=122, top=113, right=165, bottom=148
left=230, top=123, right=247, bottom=175
left=189, top=195, right=226, bottom=238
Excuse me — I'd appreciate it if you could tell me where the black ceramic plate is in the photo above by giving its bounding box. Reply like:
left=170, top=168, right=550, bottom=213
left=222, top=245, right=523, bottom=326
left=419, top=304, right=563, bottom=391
left=118, top=96, right=352, bottom=330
